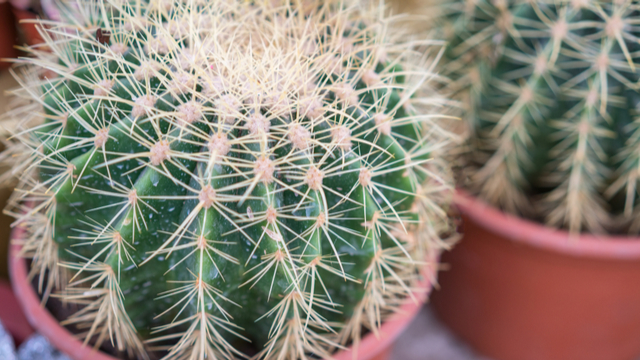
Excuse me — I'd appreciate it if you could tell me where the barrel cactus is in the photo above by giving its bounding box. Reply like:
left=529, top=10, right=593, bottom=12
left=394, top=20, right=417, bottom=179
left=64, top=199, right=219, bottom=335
left=3, top=0, right=456, bottom=359
left=430, top=0, right=640, bottom=233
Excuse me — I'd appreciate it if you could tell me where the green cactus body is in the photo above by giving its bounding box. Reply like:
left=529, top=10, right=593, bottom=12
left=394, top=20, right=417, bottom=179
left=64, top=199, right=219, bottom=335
left=5, top=0, right=455, bottom=359
left=434, top=0, right=640, bottom=233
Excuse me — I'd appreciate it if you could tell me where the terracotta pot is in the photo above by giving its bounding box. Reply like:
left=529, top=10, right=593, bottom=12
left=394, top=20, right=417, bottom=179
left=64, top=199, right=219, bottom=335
left=0, top=186, right=15, bottom=281
left=0, top=280, right=33, bottom=345
left=431, top=190, right=640, bottom=360
left=10, top=225, right=437, bottom=360
left=12, top=8, right=45, bottom=46
left=0, top=3, right=19, bottom=68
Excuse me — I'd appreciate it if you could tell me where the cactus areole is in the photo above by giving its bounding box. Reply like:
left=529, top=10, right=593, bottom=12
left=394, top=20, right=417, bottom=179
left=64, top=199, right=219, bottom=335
left=437, top=0, right=640, bottom=234
left=4, top=0, right=456, bottom=359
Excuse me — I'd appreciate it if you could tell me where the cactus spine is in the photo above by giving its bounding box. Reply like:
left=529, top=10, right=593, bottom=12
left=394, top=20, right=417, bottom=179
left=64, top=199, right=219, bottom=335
left=428, top=0, right=640, bottom=233
left=3, top=0, right=456, bottom=359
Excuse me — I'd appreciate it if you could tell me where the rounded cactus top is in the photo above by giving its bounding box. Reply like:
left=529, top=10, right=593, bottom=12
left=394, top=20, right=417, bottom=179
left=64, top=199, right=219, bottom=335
left=2, top=0, right=457, bottom=359
left=434, top=0, right=640, bottom=234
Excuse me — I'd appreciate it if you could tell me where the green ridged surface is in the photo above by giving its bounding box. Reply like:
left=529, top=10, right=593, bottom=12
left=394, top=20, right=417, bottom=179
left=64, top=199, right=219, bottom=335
left=433, top=0, right=640, bottom=233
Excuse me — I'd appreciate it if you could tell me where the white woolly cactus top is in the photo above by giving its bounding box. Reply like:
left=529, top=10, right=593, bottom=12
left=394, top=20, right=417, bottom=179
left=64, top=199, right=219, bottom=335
left=2, top=0, right=457, bottom=359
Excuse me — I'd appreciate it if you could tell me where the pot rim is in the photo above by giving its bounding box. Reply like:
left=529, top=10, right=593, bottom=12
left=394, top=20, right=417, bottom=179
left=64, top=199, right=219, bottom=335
left=455, top=189, right=640, bottom=259
left=9, top=225, right=434, bottom=360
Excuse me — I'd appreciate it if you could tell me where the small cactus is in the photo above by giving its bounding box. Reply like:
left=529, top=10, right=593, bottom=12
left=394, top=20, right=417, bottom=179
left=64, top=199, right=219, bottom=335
left=431, top=0, right=640, bottom=233
left=3, top=0, right=457, bottom=359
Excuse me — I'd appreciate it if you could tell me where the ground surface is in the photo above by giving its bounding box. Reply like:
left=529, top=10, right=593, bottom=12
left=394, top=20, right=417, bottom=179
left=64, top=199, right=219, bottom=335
left=391, top=305, right=489, bottom=360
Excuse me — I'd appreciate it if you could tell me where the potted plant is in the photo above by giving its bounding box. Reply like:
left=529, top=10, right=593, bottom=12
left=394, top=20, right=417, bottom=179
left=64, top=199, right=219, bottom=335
left=418, top=1, right=640, bottom=360
left=3, top=0, right=458, bottom=359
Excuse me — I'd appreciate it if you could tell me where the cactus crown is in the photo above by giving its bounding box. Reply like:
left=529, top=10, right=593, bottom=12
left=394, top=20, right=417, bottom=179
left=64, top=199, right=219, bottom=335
left=3, top=0, right=456, bottom=359
left=435, top=0, right=640, bottom=233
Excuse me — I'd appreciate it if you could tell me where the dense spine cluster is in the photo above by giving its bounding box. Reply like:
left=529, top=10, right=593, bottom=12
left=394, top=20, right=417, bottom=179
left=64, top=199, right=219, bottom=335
left=3, top=0, right=456, bottom=359
left=431, top=0, right=640, bottom=233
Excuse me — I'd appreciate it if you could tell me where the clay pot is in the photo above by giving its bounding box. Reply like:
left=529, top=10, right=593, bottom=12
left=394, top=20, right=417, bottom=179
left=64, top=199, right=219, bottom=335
left=0, top=186, right=15, bottom=281
left=0, top=280, right=33, bottom=345
left=12, top=8, right=45, bottom=47
left=0, top=3, right=19, bottom=68
left=431, top=190, right=640, bottom=360
left=10, top=225, right=437, bottom=360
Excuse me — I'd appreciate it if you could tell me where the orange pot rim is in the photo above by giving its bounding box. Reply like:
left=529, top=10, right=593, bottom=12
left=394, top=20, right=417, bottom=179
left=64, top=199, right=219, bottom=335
left=455, top=189, right=640, bottom=260
left=9, top=225, right=436, bottom=360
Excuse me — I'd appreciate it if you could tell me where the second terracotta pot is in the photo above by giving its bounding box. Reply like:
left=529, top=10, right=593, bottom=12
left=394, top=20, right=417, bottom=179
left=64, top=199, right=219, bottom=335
left=12, top=9, right=45, bottom=47
left=431, top=190, right=640, bottom=360
left=0, top=3, right=19, bottom=67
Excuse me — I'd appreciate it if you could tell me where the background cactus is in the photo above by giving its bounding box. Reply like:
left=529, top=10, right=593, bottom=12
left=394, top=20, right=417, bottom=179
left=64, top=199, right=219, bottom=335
left=2, top=0, right=457, bottom=359
left=428, top=0, right=640, bottom=233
